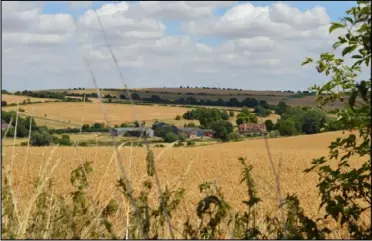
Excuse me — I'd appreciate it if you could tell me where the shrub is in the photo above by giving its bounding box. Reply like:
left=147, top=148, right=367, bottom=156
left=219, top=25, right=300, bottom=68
left=19, top=108, right=25, bottom=113
left=163, top=132, right=179, bottom=143
left=187, top=140, right=195, bottom=146
left=78, top=142, right=88, bottom=147
left=227, top=132, right=242, bottom=141
left=31, top=130, right=53, bottom=146
left=2, top=100, right=7, bottom=106
left=175, top=115, right=181, bottom=120
left=59, top=134, right=72, bottom=146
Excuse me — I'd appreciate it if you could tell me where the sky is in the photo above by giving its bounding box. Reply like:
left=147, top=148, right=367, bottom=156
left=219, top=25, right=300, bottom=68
left=1, top=1, right=367, bottom=92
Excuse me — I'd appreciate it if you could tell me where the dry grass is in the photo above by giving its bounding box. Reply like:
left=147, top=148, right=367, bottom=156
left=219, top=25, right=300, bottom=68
left=4, top=102, right=190, bottom=126
left=2, top=94, right=61, bottom=104
left=2, top=130, right=369, bottom=238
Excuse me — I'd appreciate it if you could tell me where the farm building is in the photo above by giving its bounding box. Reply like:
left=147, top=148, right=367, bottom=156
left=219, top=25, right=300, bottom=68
left=238, top=123, right=267, bottom=135
left=178, top=128, right=204, bottom=139
left=110, top=127, right=154, bottom=138
left=1, top=120, right=11, bottom=130
left=202, top=129, right=214, bottom=138
left=152, top=122, right=168, bottom=130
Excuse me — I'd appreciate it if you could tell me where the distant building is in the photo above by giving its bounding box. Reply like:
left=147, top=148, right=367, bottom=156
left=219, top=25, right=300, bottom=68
left=1, top=120, right=11, bottom=130
left=202, top=129, right=214, bottom=138
left=178, top=128, right=204, bottom=139
left=152, top=122, right=168, bottom=130
left=238, top=123, right=267, bottom=135
left=110, top=127, right=154, bottom=138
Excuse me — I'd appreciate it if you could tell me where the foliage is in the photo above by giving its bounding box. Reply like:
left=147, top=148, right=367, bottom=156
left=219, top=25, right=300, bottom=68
left=2, top=100, right=7, bottom=106
left=236, top=111, right=258, bottom=126
left=163, top=133, right=179, bottom=143
left=277, top=118, right=297, bottom=136
left=265, top=120, right=275, bottom=132
left=31, top=128, right=53, bottom=146
left=227, top=132, right=242, bottom=141
left=210, top=120, right=233, bottom=141
left=175, top=115, right=181, bottom=120
left=302, top=1, right=371, bottom=238
left=254, top=105, right=271, bottom=117
left=275, top=101, right=290, bottom=115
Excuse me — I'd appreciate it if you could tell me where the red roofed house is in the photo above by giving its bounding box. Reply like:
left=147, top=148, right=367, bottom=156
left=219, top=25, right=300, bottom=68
left=238, top=123, right=267, bottom=136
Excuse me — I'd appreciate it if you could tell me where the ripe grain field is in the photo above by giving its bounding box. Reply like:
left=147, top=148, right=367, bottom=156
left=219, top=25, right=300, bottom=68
left=2, top=130, right=368, bottom=238
left=3, top=102, right=190, bottom=125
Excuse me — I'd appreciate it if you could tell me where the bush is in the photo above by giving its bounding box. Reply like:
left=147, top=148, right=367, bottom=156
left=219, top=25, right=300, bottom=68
left=265, top=120, right=275, bottom=132
left=227, top=132, right=242, bottom=141
left=2, top=100, right=7, bottom=106
left=163, top=132, right=179, bottom=143
left=78, top=142, right=88, bottom=147
left=186, top=140, right=195, bottom=146
left=174, top=142, right=184, bottom=147
left=277, top=118, right=297, bottom=136
left=175, top=115, right=181, bottom=120
left=31, top=130, right=53, bottom=146
left=154, top=144, right=165, bottom=148
left=59, top=134, right=72, bottom=146
left=178, top=132, right=187, bottom=142
left=19, top=108, right=25, bottom=113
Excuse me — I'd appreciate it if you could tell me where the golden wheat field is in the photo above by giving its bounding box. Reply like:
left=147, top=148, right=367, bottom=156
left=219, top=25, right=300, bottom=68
left=4, top=102, right=190, bottom=125
left=1, top=94, right=61, bottom=104
left=2, top=130, right=369, bottom=238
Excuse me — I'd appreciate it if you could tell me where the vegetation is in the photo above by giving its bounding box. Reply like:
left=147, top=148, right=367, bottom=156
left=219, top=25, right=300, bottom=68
left=1, top=1, right=370, bottom=239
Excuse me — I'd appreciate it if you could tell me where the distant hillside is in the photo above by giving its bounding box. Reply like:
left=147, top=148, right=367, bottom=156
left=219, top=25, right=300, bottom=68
left=31, top=87, right=345, bottom=109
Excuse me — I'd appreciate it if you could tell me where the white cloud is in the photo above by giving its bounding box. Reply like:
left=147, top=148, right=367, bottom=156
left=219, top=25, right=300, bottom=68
left=2, top=1, right=368, bottom=92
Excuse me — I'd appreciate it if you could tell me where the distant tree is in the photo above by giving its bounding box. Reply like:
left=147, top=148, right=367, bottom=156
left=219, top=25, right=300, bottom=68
left=131, top=93, right=141, bottom=100
left=254, top=105, right=271, bottom=117
left=180, top=86, right=183, bottom=88
left=175, top=115, right=181, bottom=120
left=59, top=134, right=72, bottom=146
left=264, top=120, right=275, bottom=132
left=82, top=124, right=90, bottom=131
left=211, top=120, right=233, bottom=141
left=275, top=101, right=290, bottom=115
left=229, top=110, right=235, bottom=117
left=163, top=132, right=179, bottom=143
left=120, top=94, right=126, bottom=100
left=108, top=98, right=112, bottom=103
left=2, top=101, right=7, bottom=107
left=31, top=129, right=53, bottom=146
left=301, top=108, right=328, bottom=134
left=184, top=123, right=196, bottom=127
left=221, top=110, right=229, bottom=120
left=277, top=118, right=297, bottom=136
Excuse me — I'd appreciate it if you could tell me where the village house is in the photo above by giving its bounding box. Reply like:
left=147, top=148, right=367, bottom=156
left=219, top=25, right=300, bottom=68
left=202, top=129, right=214, bottom=138
left=238, top=123, right=267, bottom=136
left=178, top=127, right=204, bottom=139
left=109, top=127, right=154, bottom=138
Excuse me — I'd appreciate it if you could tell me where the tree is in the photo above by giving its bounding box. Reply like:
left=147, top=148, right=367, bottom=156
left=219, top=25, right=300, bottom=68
left=120, top=94, right=126, bottom=100
left=131, top=93, right=141, bottom=100
left=59, top=134, right=72, bottom=146
left=301, top=108, right=328, bottom=134
left=82, top=124, right=90, bottom=131
left=211, top=120, right=233, bottom=141
left=2, top=100, right=7, bottom=106
left=221, top=110, right=229, bottom=120
left=236, top=112, right=257, bottom=125
left=31, top=129, right=53, bottom=146
left=163, top=132, right=179, bottom=143
left=229, top=110, right=235, bottom=117
left=175, top=115, right=181, bottom=120
left=254, top=105, right=271, bottom=117
left=302, top=2, right=371, bottom=238
left=277, top=118, right=297, bottom=136
left=264, top=120, right=275, bottom=132
left=275, top=101, right=290, bottom=115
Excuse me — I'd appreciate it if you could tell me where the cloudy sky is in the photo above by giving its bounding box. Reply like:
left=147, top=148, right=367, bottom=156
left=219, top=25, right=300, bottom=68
left=1, top=1, right=363, bottom=91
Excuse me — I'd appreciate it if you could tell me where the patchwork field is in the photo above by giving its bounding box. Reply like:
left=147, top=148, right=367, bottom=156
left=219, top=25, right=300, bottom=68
left=1, top=94, right=60, bottom=104
left=3, top=102, right=190, bottom=126
left=2, top=130, right=368, bottom=239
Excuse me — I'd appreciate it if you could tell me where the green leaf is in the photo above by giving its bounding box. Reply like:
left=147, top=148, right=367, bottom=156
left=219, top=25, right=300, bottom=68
left=301, top=57, right=313, bottom=66
left=351, top=55, right=363, bottom=59
left=329, top=22, right=345, bottom=33
left=342, top=45, right=358, bottom=56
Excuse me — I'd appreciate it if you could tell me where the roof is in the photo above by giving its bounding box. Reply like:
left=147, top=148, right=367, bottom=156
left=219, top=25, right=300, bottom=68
left=239, top=123, right=266, bottom=132
left=112, top=127, right=152, bottom=132
left=202, top=129, right=213, bottom=132
left=178, top=128, right=203, bottom=132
